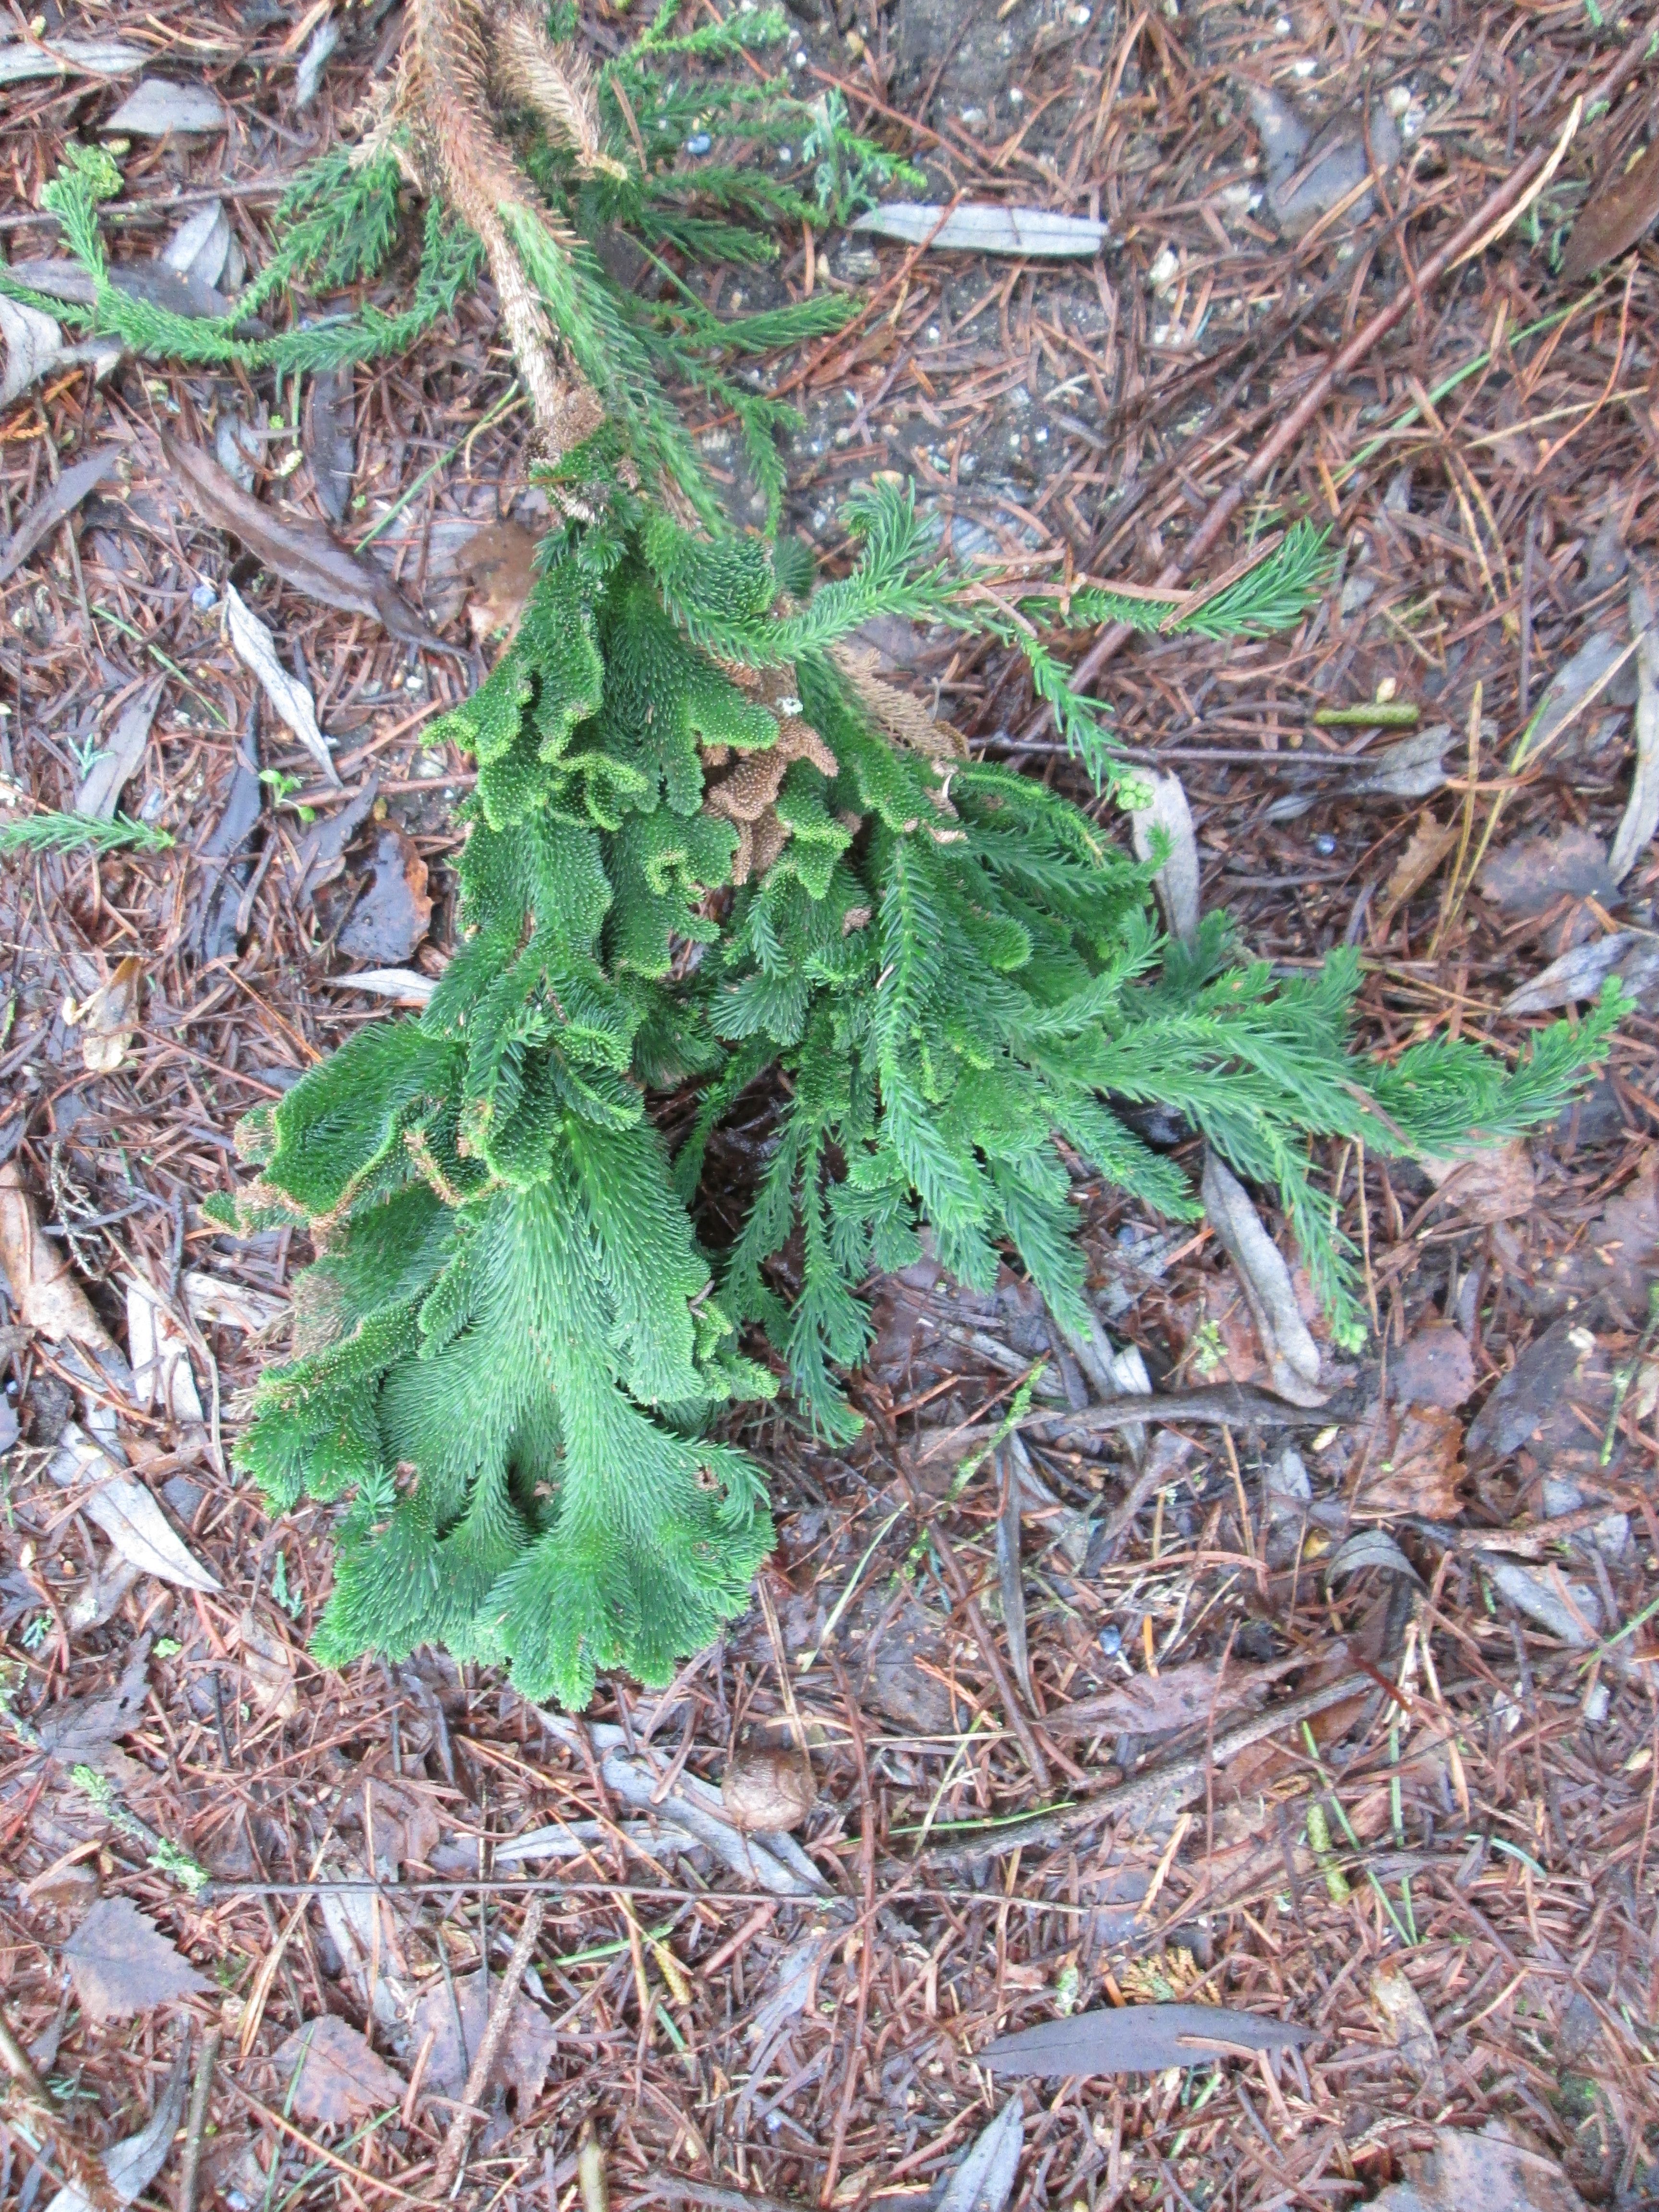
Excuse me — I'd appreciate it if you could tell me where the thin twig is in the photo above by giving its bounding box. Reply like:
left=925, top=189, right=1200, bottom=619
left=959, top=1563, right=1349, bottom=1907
left=424, top=1896, right=545, bottom=2202
left=920, top=1673, right=1371, bottom=1867
left=177, top=2026, right=221, bottom=2212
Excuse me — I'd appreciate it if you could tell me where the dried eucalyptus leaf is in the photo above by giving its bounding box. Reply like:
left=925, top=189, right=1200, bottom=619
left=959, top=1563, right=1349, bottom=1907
left=982, top=2002, right=1311, bottom=2078
left=43, top=2043, right=191, bottom=2212
left=852, top=203, right=1106, bottom=257
left=0, top=36, right=147, bottom=85
left=1130, top=771, right=1200, bottom=947
left=0, top=293, right=66, bottom=407
left=1608, top=581, right=1659, bottom=886
left=1201, top=1153, right=1322, bottom=1404
left=77, top=679, right=162, bottom=819
left=936, top=2099, right=1024, bottom=2212
left=224, top=584, right=338, bottom=784
left=48, top=1425, right=221, bottom=1591
left=103, top=79, right=228, bottom=135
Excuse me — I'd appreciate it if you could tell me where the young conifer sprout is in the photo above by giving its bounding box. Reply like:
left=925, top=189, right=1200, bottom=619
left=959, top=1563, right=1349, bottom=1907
left=21, top=2, right=1621, bottom=1706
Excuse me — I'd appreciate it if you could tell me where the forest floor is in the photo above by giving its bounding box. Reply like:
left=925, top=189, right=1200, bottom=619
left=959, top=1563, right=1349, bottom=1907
left=1, top=0, right=1658, bottom=2209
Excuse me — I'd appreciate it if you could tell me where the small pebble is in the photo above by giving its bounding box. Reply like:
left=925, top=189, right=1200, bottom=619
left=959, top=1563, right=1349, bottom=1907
left=191, top=581, right=218, bottom=611
left=685, top=131, right=712, bottom=156
left=1098, top=1623, right=1123, bottom=1657
left=1313, top=832, right=1336, bottom=855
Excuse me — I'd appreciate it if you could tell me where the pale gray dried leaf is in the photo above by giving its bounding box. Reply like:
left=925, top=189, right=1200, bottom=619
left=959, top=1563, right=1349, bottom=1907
left=182, top=1269, right=288, bottom=1334
left=161, top=201, right=231, bottom=290
left=1201, top=1153, right=1322, bottom=1404
left=1368, top=2122, right=1590, bottom=2212
left=493, top=1816, right=700, bottom=1863
left=0, top=293, right=65, bottom=407
left=1482, top=1559, right=1599, bottom=1649
left=1420, top=1141, right=1535, bottom=1225
left=1531, top=631, right=1632, bottom=761
left=224, top=585, right=338, bottom=783
left=1249, top=88, right=1399, bottom=236
left=410, top=1969, right=556, bottom=2115
left=982, top=2002, right=1311, bottom=2077
left=852, top=203, right=1106, bottom=257
left=125, top=1275, right=205, bottom=1424
left=323, top=967, right=439, bottom=1005
left=43, top=2042, right=190, bottom=2212
left=0, top=35, right=145, bottom=85
left=216, top=411, right=258, bottom=493
left=1130, top=771, right=1200, bottom=946
left=275, top=2016, right=404, bottom=2125
left=103, top=79, right=228, bottom=134
left=35, top=1638, right=151, bottom=1766
left=77, top=679, right=162, bottom=819
left=1467, top=1316, right=1594, bottom=1460
left=1478, top=824, right=1614, bottom=917
left=63, top=1897, right=211, bottom=2022
left=937, top=2099, right=1024, bottom=2212
left=1351, top=724, right=1452, bottom=799
left=47, top=1424, right=222, bottom=1591
left=294, top=12, right=340, bottom=105
left=1370, top=1963, right=1445, bottom=2099
left=1608, top=580, right=1659, bottom=885
left=1502, top=931, right=1659, bottom=1015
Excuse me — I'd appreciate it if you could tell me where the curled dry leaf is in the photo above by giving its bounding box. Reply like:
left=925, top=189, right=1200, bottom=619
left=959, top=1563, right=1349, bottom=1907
left=1043, top=1657, right=1282, bottom=1740
left=1355, top=1404, right=1465, bottom=1519
left=183, top=1268, right=289, bottom=1334
left=1420, top=1142, right=1535, bottom=1226
left=62, top=955, right=143, bottom=1076
left=337, top=824, right=433, bottom=962
left=410, top=1968, right=557, bottom=2115
left=1370, top=1961, right=1446, bottom=2100
left=235, top=1606, right=299, bottom=1718
left=274, top=2017, right=405, bottom=2126
left=721, top=1744, right=817, bottom=1832
left=0, top=1161, right=114, bottom=1348
left=224, top=584, right=338, bottom=785
left=0, top=447, right=123, bottom=590
left=1378, top=813, right=1460, bottom=932
left=63, top=1897, right=211, bottom=2023
left=459, top=519, right=541, bottom=641
left=1391, top=1322, right=1477, bottom=1410
left=126, top=1277, right=205, bottom=1426
left=35, top=1639, right=152, bottom=1767
left=324, top=966, right=440, bottom=1005
left=1369, top=2122, right=1590, bottom=2212
left=42, top=2042, right=190, bottom=2212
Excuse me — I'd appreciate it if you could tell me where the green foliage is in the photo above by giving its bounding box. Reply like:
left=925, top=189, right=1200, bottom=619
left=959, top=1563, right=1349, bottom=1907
left=218, top=526, right=1620, bottom=1705
left=122, top=4, right=1615, bottom=1710
left=0, top=811, right=174, bottom=857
